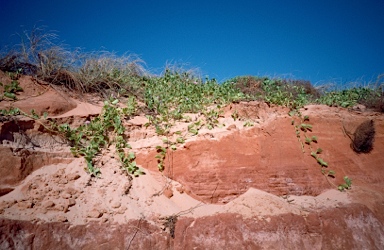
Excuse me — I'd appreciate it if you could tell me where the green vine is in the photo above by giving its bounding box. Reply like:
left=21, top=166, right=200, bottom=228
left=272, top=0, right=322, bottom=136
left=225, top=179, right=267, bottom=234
left=290, top=111, right=352, bottom=191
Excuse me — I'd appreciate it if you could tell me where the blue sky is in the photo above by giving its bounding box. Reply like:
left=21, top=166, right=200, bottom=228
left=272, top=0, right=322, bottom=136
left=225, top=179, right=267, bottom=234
left=1, top=0, right=383, bottom=85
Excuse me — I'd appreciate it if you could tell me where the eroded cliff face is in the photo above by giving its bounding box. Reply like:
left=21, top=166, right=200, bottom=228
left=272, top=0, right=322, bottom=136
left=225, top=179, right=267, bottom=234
left=1, top=204, right=383, bottom=250
left=136, top=104, right=384, bottom=205
left=0, top=73, right=384, bottom=249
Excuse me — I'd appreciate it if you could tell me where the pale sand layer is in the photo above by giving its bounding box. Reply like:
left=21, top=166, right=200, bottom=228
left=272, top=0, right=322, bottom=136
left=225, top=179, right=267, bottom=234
left=0, top=156, right=351, bottom=225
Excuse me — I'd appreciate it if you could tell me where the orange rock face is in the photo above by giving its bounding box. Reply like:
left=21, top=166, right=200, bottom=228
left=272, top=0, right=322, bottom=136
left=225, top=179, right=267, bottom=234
left=137, top=104, right=384, bottom=205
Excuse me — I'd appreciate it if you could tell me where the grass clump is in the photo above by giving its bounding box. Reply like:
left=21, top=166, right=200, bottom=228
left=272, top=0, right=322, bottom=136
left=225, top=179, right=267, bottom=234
left=315, top=75, right=384, bottom=111
left=224, top=76, right=265, bottom=100
left=317, top=87, right=377, bottom=108
left=74, top=52, right=146, bottom=95
left=0, top=27, right=75, bottom=78
left=0, top=26, right=147, bottom=97
left=227, top=76, right=318, bottom=110
left=344, top=119, right=376, bottom=153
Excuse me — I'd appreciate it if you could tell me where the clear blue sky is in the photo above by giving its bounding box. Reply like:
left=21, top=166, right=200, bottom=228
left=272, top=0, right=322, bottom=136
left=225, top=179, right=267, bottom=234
left=1, top=0, right=383, bottom=85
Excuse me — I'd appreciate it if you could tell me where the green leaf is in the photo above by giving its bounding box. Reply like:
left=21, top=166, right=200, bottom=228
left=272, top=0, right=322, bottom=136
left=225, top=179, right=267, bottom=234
left=305, top=137, right=312, bottom=144
left=327, top=170, right=335, bottom=177
left=300, top=123, right=312, bottom=132
left=158, top=163, right=164, bottom=171
left=317, top=157, right=328, bottom=167
left=4, top=92, right=16, bottom=100
left=176, top=137, right=185, bottom=144
left=31, top=109, right=39, bottom=119
left=128, top=152, right=136, bottom=160
left=311, top=151, right=317, bottom=158
left=288, top=110, right=296, bottom=117
left=189, top=128, right=198, bottom=135
left=344, top=176, right=352, bottom=187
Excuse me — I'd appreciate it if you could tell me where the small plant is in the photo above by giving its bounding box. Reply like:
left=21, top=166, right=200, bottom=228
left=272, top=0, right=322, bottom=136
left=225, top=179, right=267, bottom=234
left=118, top=150, right=143, bottom=177
left=231, top=110, right=239, bottom=121
left=311, top=148, right=328, bottom=167
left=299, top=123, right=312, bottom=132
left=338, top=176, right=352, bottom=191
left=0, top=107, right=21, bottom=116
left=161, top=215, right=178, bottom=238
left=203, top=107, right=222, bottom=130
left=175, top=131, right=186, bottom=144
left=154, top=135, right=181, bottom=172
left=243, top=120, right=254, bottom=127
left=156, top=145, right=167, bottom=172
left=6, top=68, right=23, bottom=80
left=0, top=80, right=23, bottom=100
left=188, top=120, right=203, bottom=136
left=305, top=135, right=318, bottom=145
left=123, top=96, right=138, bottom=117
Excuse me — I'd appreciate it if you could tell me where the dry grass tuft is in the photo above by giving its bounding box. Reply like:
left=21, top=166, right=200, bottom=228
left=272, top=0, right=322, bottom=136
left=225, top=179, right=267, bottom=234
left=75, top=52, right=146, bottom=93
left=0, top=27, right=147, bottom=96
left=230, top=76, right=265, bottom=100
left=351, top=120, right=375, bottom=153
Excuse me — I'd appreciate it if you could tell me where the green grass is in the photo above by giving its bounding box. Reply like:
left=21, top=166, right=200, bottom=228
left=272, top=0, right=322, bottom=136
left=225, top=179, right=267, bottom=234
left=316, top=85, right=383, bottom=110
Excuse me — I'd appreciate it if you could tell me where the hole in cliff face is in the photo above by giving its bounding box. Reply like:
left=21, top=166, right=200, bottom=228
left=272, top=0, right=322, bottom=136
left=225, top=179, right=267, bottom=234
left=0, top=119, right=74, bottom=189
left=0, top=188, right=14, bottom=197
left=0, top=120, right=24, bottom=142
left=0, top=118, right=69, bottom=149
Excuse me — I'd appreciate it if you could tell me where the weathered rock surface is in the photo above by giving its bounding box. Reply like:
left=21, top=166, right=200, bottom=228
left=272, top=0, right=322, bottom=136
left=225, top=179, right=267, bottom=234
left=1, top=203, right=383, bottom=249
left=0, top=218, right=169, bottom=250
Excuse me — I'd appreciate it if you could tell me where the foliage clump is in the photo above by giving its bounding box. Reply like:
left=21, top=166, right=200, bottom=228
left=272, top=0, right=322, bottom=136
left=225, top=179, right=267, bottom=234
left=57, top=98, right=143, bottom=177
left=0, top=79, right=23, bottom=100
left=227, top=76, right=318, bottom=110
